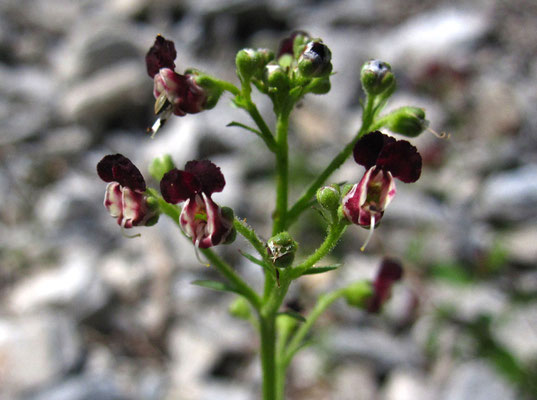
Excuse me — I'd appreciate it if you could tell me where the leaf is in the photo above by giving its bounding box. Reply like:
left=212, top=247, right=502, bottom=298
left=277, top=311, right=306, bottom=322
left=226, top=121, right=262, bottom=136
left=302, top=264, right=341, bottom=275
left=238, top=250, right=267, bottom=269
left=191, top=279, right=240, bottom=294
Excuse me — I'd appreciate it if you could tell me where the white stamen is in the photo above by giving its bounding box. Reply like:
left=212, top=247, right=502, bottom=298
left=193, top=237, right=210, bottom=267
left=360, top=215, right=375, bottom=252
left=120, top=223, right=141, bottom=239
left=147, top=109, right=172, bottom=139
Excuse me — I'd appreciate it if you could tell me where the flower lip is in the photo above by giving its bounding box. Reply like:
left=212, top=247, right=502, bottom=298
left=160, top=160, right=225, bottom=204
left=97, top=154, right=146, bottom=192
left=353, top=131, right=421, bottom=183
left=146, top=35, right=177, bottom=78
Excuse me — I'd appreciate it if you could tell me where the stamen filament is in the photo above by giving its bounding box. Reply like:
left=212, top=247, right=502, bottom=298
left=360, top=215, right=375, bottom=251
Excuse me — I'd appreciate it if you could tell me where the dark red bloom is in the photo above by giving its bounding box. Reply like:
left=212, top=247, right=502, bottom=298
left=146, top=35, right=177, bottom=78
left=343, top=131, right=422, bottom=250
left=97, top=154, right=157, bottom=228
left=160, top=160, right=233, bottom=248
left=367, top=258, right=404, bottom=313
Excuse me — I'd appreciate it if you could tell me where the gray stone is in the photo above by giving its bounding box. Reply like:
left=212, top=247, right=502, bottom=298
left=8, top=245, right=109, bottom=319
left=383, top=369, right=434, bottom=400
left=442, top=361, right=516, bottom=400
left=27, top=374, right=125, bottom=400
left=0, top=313, right=82, bottom=395
left=502, top=224, right=537, bottom=266
left=332, top=364, right=377, bottom=400
left=480, top=164, right=537, bottom=223
left=327, top=327, right=424, bottom=371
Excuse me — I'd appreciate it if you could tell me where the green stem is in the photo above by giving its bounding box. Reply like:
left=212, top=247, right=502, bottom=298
left=290, top=223, right=347, bottom=280
left=272, top=110, right=290, bottom=235
left=260, top=315, right=277, bottom=400
left=282, top=288, right=346, bottom=367
left=215, top=79, right=241, bottom=96
left=233, top=217, right=271, bottom=264
left=285, top=95, right=377, bottom=228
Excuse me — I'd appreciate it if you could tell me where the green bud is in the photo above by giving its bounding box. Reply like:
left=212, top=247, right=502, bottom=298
left=292, top=32, right=311, bottom=59
left=264, top=63, right=290, bottom=92
left=221, top=206, right=236, bottom=245
left=306, top=76, right=331, bottom=95
left=267, top=232, right=298, bottom=269
left=361, top=60, right=395, bottom=97
left=317, top=185, right=340, bottom=213
left=236, top=48, right=274, bottom=81
left=383, top=106, right=428, bottom=137
left=298, top=41, right=332, bottom=78
left=149, top=154, right=175, bottom=181
left=343, top=281, right=373, bottom=308
left=276, top=313, right=297, bottom=333
left=191, top=72, right=223, bottom=110
left=229, top=297, right=251, bottom=320
left=144, top=214, right=160, bottom=227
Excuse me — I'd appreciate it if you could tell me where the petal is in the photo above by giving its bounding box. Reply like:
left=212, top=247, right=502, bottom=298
left=277, top=30, right=310, bottom=57
left=367, top=257, right=403, bottom=313
left=179, top=197, right=197, bottom=238
left=353, top=131, right=396, bottom=169
left=97, top=154, right=146, bottom=192
left=376, top=140, right=422, bottom=183
left=202, top=193, right=233, bottom=247
left=185, top=160, right=225, bottom=195
left=160, top=168, right=201, bottom=204
left=122, top=187, right=148, bottom=227
left=377, top=257, right=404, bottom=282
left=146, top=35, right=177, bottom=78
left=104, top=182, right=123, bottom=218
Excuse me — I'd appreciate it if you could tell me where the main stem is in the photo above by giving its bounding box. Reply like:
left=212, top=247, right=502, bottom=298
left=273, top=109, right=290, bottom=235
left=260, top=315, right=277, bottom=400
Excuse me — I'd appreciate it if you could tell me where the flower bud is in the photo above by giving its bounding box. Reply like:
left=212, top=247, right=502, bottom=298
left=343, top=281, right=374, bottom=308
left=149, top=154, right=175, bottom=181
left=306, top=76, right=331, bottom=95
left=383, top=107, right=428, bottom=137
left=267, top=232, right=298, bottom=269
left=236, top=48, right=274, bottom=81
left=264, top=63, right=290, bottom=92
left=189, top=71, right=223, bottom=110
left=229, top=297, right=251, bottom=320
left=298, top=41, right=332, bottom=78
left=317, top=185, right=340, bottom=213
left=361, top=60, right=395, bottom=97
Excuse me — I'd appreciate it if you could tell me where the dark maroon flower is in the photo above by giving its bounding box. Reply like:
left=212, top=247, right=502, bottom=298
left=146, top=35, right=212, bottom=137
left=97, top=154, right=157, bottom=229
left=367, top=258, right=403, bottom=313
left=160, top=160, right=233, bottom=249
left=342, top=131, right=422, bottom=250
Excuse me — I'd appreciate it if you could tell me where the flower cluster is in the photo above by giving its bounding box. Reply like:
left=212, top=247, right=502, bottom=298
left=342, top=131, right=422, bottom=250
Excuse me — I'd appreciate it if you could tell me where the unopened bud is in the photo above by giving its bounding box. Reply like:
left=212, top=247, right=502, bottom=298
left=307, top=76, right=331, bottom=95
left=361, top=60, right=395, bottom=97
left=149, top=154, right=175, bottom=181
left=317, top=185, right=340, bottom=213
left=343, top=281, right=373, bottom=308
left=267, top=232, right=298, bottom=269
left=190, top=72, right=223, bottom=110
left=264, top=63, right=290, bottom=92
left=383, top=107, right=428, bottom=137
left=236, top=48, right=274, bottom=81
left=298, top=41, right=332, bottom=78
left=229, top=297, right=251, bottom=320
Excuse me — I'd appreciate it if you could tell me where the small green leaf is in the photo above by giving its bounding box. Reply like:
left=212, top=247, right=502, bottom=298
left=302, top=264, right=341, bottom=275
left=277, top=311, right=306, bottom=322
left=191, top=279, right=239, bottom=294
left=238, top=250, right=267, bottom=269
left=227, top=121, right=262, bottom=136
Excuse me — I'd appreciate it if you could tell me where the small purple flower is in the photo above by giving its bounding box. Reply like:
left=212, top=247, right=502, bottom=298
left=97, top=154, right=157, bottom=229
left=160, top=160, right=234, bottom=249
left=342, top=131, right=422, bottom=250
left=146, top=35, right=209, bottom=136
left=367, top=258, right=403, bottom=313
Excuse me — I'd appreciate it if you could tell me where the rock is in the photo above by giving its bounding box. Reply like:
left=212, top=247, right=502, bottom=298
left=332, top=364, right=377, bottom=400
left=502, top=224, right=537, bottom=266
left=479, top=164, right=537, bottom=223
left=0, top=313, right=82, bottom=395
left=59, top=61, right=149, bottom=126
left=8, top=245, right=109, bottom=320
left=26, top=374, right=124, bottom=400
left=441, top=361, right=516, bottom=400
left=327, top=327, right=424, bottom=372
left=383, top=368, right=434, bottom=400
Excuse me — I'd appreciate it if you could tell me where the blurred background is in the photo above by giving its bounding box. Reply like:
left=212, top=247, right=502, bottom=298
left=1, top=0, right=536, bottom=399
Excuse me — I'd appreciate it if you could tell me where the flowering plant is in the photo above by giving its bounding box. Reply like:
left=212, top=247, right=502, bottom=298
left=97, top=32, right=430, bottom=399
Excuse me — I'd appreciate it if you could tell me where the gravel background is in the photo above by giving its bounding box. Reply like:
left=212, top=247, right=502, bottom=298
left=1, top=0, right=536, bottom=399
